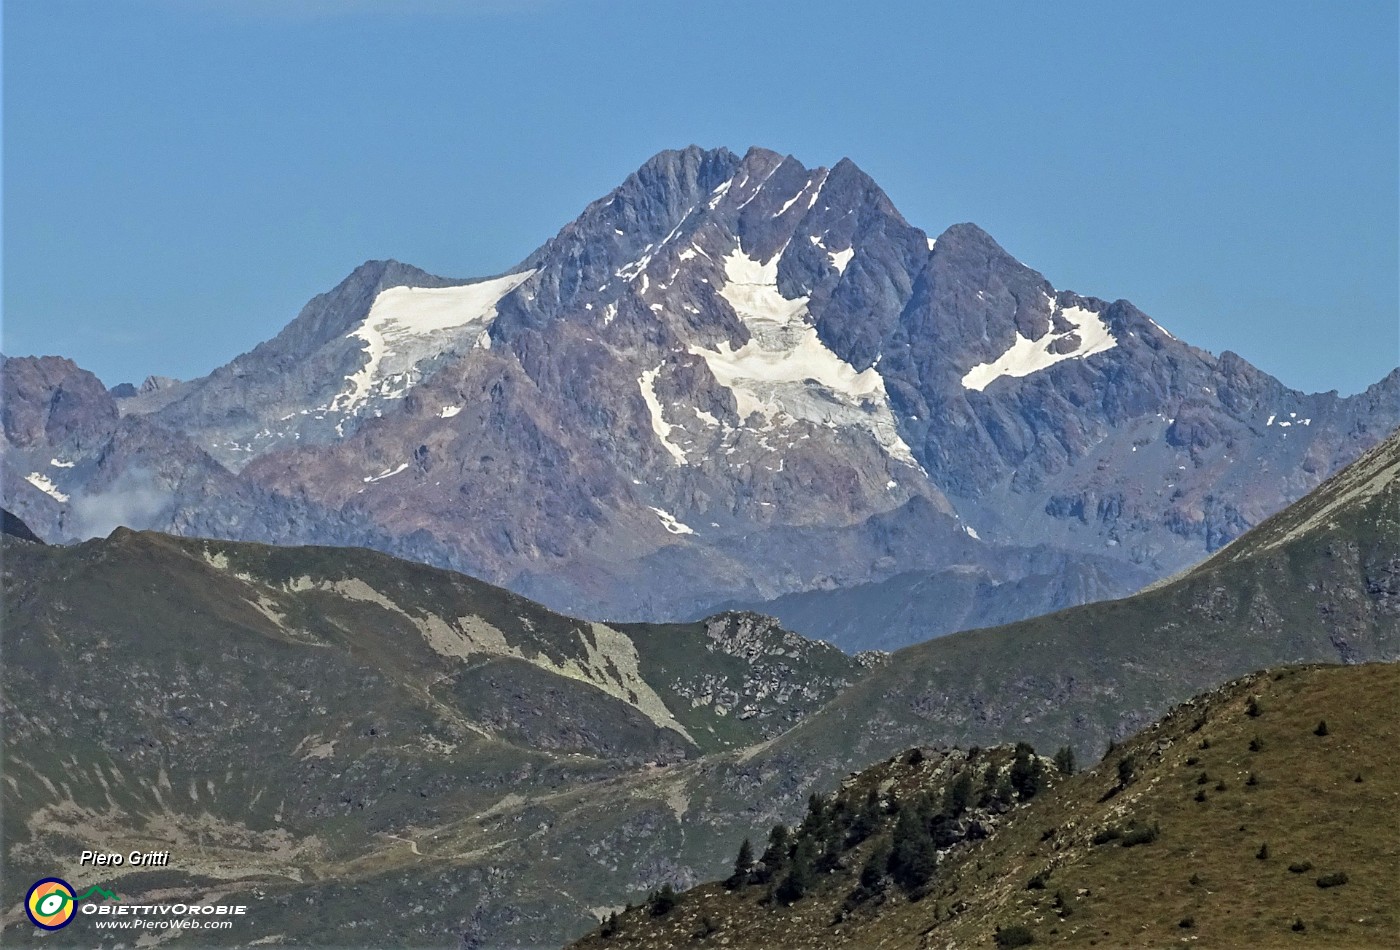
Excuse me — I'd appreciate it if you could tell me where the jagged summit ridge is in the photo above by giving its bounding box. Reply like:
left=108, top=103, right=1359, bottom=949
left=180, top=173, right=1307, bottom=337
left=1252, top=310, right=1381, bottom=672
left=4, top=145, right=1396, bottom=636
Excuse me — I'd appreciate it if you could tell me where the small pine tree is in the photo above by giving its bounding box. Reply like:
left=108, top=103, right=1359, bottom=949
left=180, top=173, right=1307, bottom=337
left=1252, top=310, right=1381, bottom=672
left=755, top=824, right=790, bottom=883
left=888, top=803, right=937, bottom=892
left=728, top=837, right=754, bottom=888
left=1246, top=696, right=1261, bottom=717
left=1256, top=842, right=1270, bottom=860
left=1194, top=788, right=1207, bottom=803
left=775, top=838, right=816, bottom=904
left=1246, top=772, right=1259, bottom=787
left=1314, top=719, right=1329, bottom=736
left=1249, top=735, right=1264, bottom=752
left=600, top=912, right=619, bottom=938
left=945, top=769, right=974, bottom=818
left=859, top=838, right=891, bottom=891
left=1053, top=745, right=1076, bottom=776
left=650, top=883, right=677, bottom=916
left=1009, top=742, right=1045, bottom=800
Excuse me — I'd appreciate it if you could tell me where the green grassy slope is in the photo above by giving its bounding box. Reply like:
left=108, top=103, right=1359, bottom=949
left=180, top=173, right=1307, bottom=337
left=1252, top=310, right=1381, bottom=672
left=572, top=662, right=1400, bottom=949
left=0, top=529, right=867, bottom=947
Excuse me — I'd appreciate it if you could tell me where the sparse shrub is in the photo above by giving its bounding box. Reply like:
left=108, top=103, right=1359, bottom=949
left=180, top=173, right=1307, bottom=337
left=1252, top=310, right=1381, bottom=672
left=1179, top=916, right=1194, bottom=929
left=1249, top=735, right=1264, bottom=752
left=649, top=883, right=678, bottom=916
left=1116, top=755, right=1136, bottom=786
left=1026, top=872, right=1047, bottom=890
left=1199, top=737, right=1211, bottom=749
left=695, top=916, right=719, bottom=938
left=1054, top=745, right=1076, bottom=775
left=905, top=747, right=925, bottom=767
left=1189, top=873, right=1202, bottom=886
left=1246, top=772, right=1260, bottom=787
left=1314, top=720, right=1329, bottom=736
left=1288, top=861, right=1313, bottom=874
left=1292, top=918, right=1306, bottom=932
left=600, top=911, right=620, bottom=938
left=1246, top=696, right=1261, bottom=717
left=1354, top=774, right=1364, bottom=783
left=1040, top=826, right=1057, bottom=842
left=1194, top=789, right=1207, bottom=803
left=1185, top=756, right=1199, bottom=766
left=995, top=924, right=1036, bottom=947
left=1196, top=771, right=1210, bottom=785
left=1256, top=843, right=1270, bottom=860
left=1091, top=826, right=1122, bottom=846
left=1316, top=871, right=1349, bottom=888
left=1215, top=780, right=1227, bottom=791
left=1120, top=823, right=1159, bottom=848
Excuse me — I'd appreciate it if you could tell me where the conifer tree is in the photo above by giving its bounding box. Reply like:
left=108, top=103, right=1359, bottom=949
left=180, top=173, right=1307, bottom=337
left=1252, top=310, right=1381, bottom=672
left=728, top=837, right=754, bottom=889
left=1053, top=745, right=1077, bottom=775
left=775, top=838, right=817, bottom=904
left=887, top=803, right=937, bottom=891
left=945, top=770, right=974, bottom=818
left=755, top=824, right=790, bottom=884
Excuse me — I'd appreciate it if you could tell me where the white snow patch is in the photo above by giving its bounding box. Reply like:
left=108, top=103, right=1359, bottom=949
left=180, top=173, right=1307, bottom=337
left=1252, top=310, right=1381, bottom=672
left=735, top=164, right=780, bottom=210
left=49, top=458, right=75, bottom=468
left=773, top=177, right=813, bottom=218
left=689, top=247, right=918, bottom=466
left=363, top=462, right=409, bottom=483
left=439, top=405, right=463, bottom=418
left=602, top=302, right=618, bottom=326
left=886, top=479, right=897, bottom=489
left=706, top=179, right=732, bottom=210
left=25, top=472, right=68, bottom=502
left=638, top=366, right=689, bottom=465
left=963, top=524, right=980, bottom=540
left=828, top=247, right=855, bottom=274
left=808, top=233, right=854, bottom=273
left=1147, top=317, right=1176, bottom=340
left=960, top=303, right=1118, bottom=392
left=649, top=506, right=695, bottom=535
left=1266, top=414, right=1276, bottom=426
left=694, top=408, right=720, bottom=426
left=333, top=271, right=535, bottom=412
left=927, top=237, right=937, bottom=251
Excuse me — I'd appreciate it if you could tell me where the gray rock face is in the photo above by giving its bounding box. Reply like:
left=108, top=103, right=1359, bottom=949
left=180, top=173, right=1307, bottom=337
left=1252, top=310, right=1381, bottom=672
left=3, top=146, right=1396, bottom=648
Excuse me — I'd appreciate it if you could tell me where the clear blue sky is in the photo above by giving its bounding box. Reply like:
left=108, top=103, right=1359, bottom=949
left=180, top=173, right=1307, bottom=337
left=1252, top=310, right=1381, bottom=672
left=5, top=0, right=1397, bottom=395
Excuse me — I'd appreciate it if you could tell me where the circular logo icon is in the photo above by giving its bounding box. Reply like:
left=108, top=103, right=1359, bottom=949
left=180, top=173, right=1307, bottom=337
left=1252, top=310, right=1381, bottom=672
left=26, top=878, right=76, bottom=930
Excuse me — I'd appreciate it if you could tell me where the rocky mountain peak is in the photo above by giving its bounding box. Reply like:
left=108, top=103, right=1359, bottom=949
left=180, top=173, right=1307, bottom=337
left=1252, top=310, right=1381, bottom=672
left=5, top=147, right=1395, bottom=641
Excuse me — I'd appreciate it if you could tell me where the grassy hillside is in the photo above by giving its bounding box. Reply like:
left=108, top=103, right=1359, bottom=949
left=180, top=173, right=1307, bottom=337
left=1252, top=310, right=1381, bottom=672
left=0, top=530, right=868, bottom=947
left=573, top=662, right=1400, bottom=949
left=2, top=432, right=1393, bottom=947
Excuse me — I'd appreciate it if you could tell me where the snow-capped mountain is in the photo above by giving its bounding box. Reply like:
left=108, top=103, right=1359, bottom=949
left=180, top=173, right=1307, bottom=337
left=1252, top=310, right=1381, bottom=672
left=4, top=145, right=1396, bottom=643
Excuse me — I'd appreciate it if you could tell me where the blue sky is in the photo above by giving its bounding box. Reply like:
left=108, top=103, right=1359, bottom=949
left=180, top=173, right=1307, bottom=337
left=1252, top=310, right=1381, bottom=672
left=4, top=0, right=1396, bottom=395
